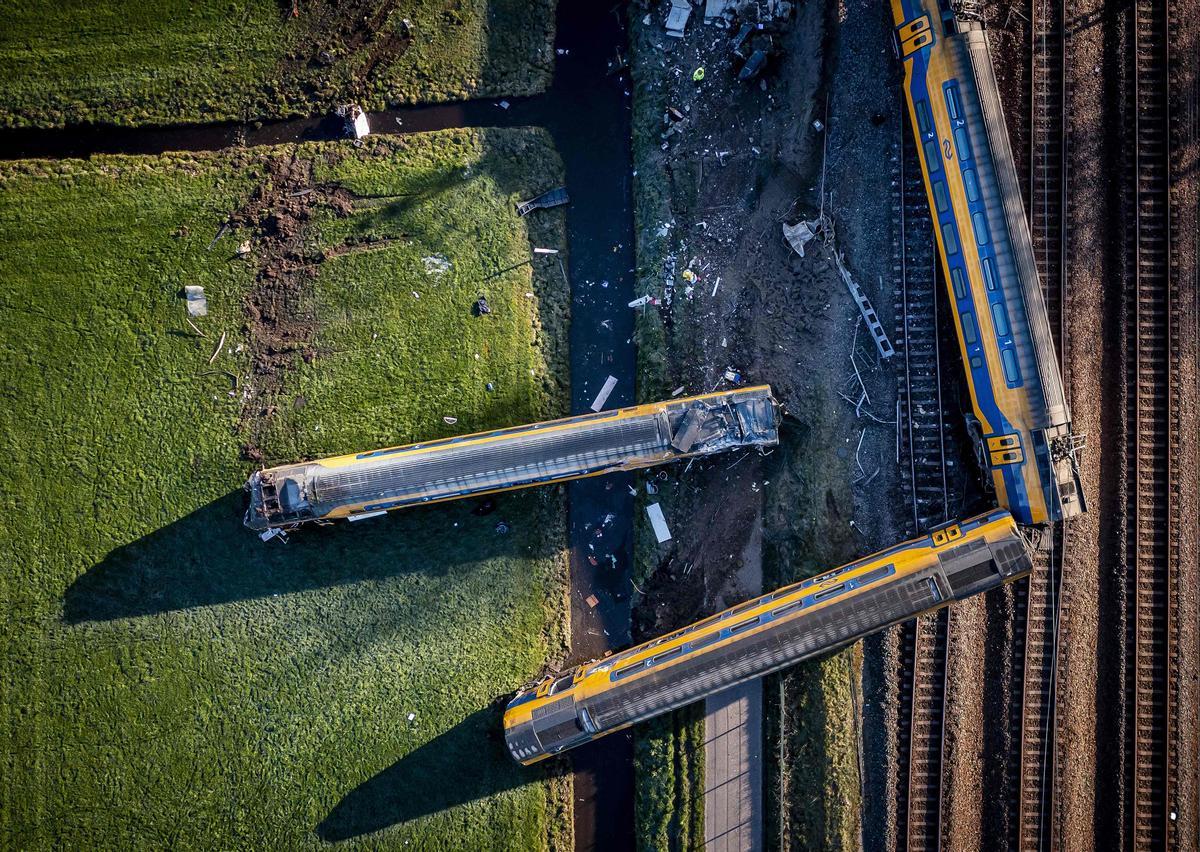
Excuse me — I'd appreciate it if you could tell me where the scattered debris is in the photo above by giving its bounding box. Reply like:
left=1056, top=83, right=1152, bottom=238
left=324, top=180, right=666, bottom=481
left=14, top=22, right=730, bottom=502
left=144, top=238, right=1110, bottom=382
left=782, top=219, right=819, bottom=257
left=184, top=317, right=207, bottom=338
left=646, top=503, right=673, bottom=543
left=671, top=386, right=686, bottom=397
left=422, top=254, right=451, bottom=276
left=692, top=66, right=706, bottom=83
left=586, top=594, right=600, bottom=608
left=516, top=187, right=569, bottom=217
left=724, top=368, right=742, bottom=384
left=705, top=0, right=736, bottom=25
left=207, top=330, right=227, bottom=365
left=184, top=285, right=207, bottom=317
left=335, top=104, right=370, bottom=140
left=590, top=375, right=619, bottom=412
left=473, top=295, right=491, bottom=316
left=258, top=527, right=288, bottom=544
left=495, top=520, right=510, bottom=535
left=532, top=247, right=559, bottom=255
left=237, top=240, right=252, bottom=257
left=628, top=294, right=653, bottom=308
left=665, top=0, right=692, bottom=37
left=406, top=712, right=416, bottom=722
left=443, top=416, right=458, bottom=425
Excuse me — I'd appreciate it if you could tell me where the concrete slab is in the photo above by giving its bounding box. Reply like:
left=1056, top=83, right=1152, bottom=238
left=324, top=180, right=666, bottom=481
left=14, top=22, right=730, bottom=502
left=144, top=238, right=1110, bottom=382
left=704, top=681, right=764, bottom=851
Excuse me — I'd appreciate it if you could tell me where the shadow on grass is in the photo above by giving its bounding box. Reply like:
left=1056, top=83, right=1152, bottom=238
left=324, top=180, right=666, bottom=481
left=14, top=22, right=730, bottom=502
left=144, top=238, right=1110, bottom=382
left=64, top=489, right=558, bottom=623
left=316, top=701, right=550, bottom=842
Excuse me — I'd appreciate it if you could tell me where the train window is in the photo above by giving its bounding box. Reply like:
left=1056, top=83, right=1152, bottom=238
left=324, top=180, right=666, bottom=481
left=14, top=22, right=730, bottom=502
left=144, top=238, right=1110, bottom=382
left=729, top=616, right=760, bottom=634
left=772, top=600, right=803, bottom=618
left=856, top=564, right=894, bottom=585
left=972, top=212, right=990, bottom=245
left=548, top=674, right=574, bottom=695
left=1001, top=348, right=1023, bottom=386
left=961, top=312, right=979, bottom=345
left=950, top=268, right=968, bottom=300
left=991, top=303, right=1011, bottom=337
left=944, top=85, right=962, bottom=121
left=954, top=127, right=972, bottom=161
left=915, top=100, right=934, bottom=136
left=689, top=631, right=724, bottom=651
left=932, top=180, right=950, bottom=214
left=941, top=223, right=960, bottom=255
left=970, top=355, right=983, bottom=369
left=982, top=257, right=1000, bottom=291
left=653, top=646, right=683, bottom=665
left=963, top=168, right=981, bottom=202
left=924, top=140, right=941, bottom=171
left=812, top=583, right=846, bottom=602
left=612, top=661, right=645, bottom=681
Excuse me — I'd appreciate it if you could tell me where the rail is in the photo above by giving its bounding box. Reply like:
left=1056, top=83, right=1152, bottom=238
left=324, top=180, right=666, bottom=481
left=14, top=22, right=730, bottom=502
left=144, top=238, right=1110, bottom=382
left=1126, top=0, right=1178, bottom=846
left=1013, top=0, right=1071, bottom=847
left=892, top=112, right=960, bottom=852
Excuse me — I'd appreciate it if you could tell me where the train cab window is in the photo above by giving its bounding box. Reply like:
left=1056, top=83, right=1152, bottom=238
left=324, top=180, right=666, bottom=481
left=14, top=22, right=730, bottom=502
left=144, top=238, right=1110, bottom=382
left=924, top=140, right=942, bottom=171
left=548, top=673, right=574, bottom=695
left=950, top=268, right=968, bottom=300
left=578, top=707, right=599, bottom=734
left=972, top=212, right=990, bottom=245
left=991, top=303, right=1011, bottom=337
left=1001, top=348, right=1023, bottom=386
left=982, top=257, right=1000, bottom=291
left=954, top=127, right=972, bottom=161
left=961, top=312, right=979, bottom=345
left=963, top=169, right=981, bottom=202
left=915, top=100, right=934, bottom=136
left=944, top=86, right=962, bottom=121
left=941, top=223, right=960, bottom=255
left=932, top=180, right=951, bottom=214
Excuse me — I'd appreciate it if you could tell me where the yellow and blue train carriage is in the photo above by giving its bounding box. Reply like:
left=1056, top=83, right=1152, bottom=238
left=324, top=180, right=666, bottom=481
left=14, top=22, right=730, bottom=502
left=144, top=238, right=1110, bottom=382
left=503, top=508, right=1031, bottom=764
left=891, top=0, right=1084, bottom=525
left=244, top=386, right=779, bottom=531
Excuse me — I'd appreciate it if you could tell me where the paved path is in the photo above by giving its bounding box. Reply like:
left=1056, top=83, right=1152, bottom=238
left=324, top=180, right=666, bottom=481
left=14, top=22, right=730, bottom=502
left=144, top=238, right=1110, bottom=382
left=704, top=515, right=764, bottom=851
left=704, top=681, right=764, bottom=851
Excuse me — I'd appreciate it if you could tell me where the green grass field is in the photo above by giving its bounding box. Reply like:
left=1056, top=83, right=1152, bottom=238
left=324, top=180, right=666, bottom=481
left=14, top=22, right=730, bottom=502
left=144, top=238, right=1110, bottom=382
left=0, top=0, right=555, bottom=128
left=0, top=129, right=572, bottom=849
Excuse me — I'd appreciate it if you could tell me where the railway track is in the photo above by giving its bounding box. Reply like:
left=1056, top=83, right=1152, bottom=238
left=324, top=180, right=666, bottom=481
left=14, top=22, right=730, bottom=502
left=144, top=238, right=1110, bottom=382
left=1123, top=0, right=1179, bottom=846
left=891, top=115, right=964, bottom=852
left=1011, top=0, right=1070, bottom=849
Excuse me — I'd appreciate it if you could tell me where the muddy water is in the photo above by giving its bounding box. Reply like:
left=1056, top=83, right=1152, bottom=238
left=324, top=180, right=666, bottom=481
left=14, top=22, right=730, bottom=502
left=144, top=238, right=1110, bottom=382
left=0, top=3, right=637, bottom=849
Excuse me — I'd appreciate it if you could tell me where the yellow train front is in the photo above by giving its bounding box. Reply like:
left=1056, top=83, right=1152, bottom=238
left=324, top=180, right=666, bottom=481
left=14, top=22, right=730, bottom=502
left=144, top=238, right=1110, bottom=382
left=244, top=386, right=779, bottom=532
left=891, top=0, right=1084, bottom=525
left=503, top=509, right=1030, bottom=764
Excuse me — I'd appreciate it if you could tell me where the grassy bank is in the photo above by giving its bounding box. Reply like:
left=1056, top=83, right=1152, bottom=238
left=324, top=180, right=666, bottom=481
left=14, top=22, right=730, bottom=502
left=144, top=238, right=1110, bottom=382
left=0, top=0, right=555, bottom=128
left=0, top=129, right=571, bottom=849
left=634, top=703, right=706, bottom=852
left=762, top=408, right=863, bottom=851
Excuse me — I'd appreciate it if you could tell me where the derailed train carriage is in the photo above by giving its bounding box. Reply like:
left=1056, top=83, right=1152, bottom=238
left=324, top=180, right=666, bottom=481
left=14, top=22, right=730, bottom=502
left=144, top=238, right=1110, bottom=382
left=891, top=0, right=1085, bottom=525
left=244, top=386, right=779, bottom=532
left=504, top=509, right=1031, bottom=764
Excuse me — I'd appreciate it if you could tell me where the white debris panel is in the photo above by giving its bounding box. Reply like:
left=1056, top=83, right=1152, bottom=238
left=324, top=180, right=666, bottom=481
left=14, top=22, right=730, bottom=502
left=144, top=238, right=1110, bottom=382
left=647, top=503, right=672, bottom=543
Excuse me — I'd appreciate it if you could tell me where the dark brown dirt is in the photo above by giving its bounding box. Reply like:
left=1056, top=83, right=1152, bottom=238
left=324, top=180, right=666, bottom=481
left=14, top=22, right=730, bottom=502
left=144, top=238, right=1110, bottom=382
left=225, top=150, right=360, bottom=460
left=277, top=0, right=414, bottom=94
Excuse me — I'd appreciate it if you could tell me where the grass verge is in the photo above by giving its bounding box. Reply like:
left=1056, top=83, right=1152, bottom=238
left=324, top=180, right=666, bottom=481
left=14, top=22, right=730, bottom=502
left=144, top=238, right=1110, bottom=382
left=761, top=405, right=863, bottom=851
left=0, top=128, right=571, bottom=849
left=0, top=0, right=555, bottom=129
